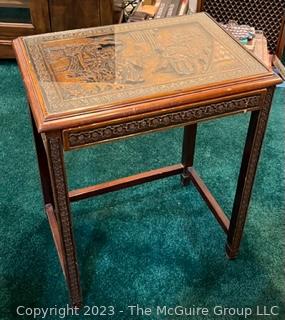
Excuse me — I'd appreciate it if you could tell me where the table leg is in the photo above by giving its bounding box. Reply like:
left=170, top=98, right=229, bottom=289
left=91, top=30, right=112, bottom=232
left=181, top=124, right=197, bottom=185
left=226, top=89, right=275, bottom=259
left=45, top=131, right=82, bottom=306
left=31, top=116, right=54, bottom=206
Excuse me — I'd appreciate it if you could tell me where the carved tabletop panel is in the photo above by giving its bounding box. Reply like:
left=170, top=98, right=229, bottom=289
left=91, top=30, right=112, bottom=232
left=22, top=13, right=269, bottom=118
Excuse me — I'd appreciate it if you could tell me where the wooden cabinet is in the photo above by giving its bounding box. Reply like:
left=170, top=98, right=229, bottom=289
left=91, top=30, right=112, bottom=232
left=48, top=0, right=113, bottom=32
left=0, top=0, right=50, bottom=58
left=0, top=0, right=116, bottom=58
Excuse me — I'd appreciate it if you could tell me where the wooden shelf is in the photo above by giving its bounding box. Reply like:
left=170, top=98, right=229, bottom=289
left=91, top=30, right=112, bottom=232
left=0, top=0, right=30, bottom=8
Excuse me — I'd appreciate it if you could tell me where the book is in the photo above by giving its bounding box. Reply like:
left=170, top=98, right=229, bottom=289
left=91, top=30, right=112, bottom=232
left=143, top=0, right=156, bottom=4
left=155, top=0, right=162, bottom=8
left=137, top=4, right=158, bottom=17
left=178, top=0, right=189, bottom=15
left=188, top=0, right=197, bottom=13
left=166, top=0, right=181, bottom=17
left=128, top=11, right=151, bottom=22
left=155, top=0, right=172, bottom=18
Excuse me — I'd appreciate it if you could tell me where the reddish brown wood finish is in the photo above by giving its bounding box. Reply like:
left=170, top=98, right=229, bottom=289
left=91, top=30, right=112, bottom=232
left=13, top=35, right=279, bottom=133
left=226, top=89, right=275, bottom=258
left=13, top=14, right=280, bottom=133
left=45, top=204, right=65, bottom=275
left=45, top=130, right=82, bottom=306
left=181, top=124, right=197, bottom=186
left=69, top=164, right=184, bottom=202
left=186, top=167, right=230, bottom=233
left=31, top=112, right=54, bottom=206
left=13, top=14, right=282, bottom=306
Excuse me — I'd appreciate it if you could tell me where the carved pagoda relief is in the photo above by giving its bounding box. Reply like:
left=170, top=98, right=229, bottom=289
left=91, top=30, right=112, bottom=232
left=23, top=14, right=268, bottom=115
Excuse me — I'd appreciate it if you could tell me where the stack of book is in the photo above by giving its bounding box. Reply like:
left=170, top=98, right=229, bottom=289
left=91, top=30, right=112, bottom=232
left=155, top=0, right=190, bottom=18
left=128, top=0, right=197, bottom=21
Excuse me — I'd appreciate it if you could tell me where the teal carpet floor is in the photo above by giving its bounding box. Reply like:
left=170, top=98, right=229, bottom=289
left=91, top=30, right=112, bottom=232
left=0, top=60, right=284, bottom=320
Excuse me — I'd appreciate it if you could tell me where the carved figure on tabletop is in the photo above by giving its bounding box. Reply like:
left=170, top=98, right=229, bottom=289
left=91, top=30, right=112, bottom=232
left=44, top=36, right=118, bottom=83
left=156, top=24, right=213, bottom=76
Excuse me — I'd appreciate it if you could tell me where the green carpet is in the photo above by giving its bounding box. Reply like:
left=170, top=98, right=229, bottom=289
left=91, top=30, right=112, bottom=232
left=0, top=60, right=284, bottom=320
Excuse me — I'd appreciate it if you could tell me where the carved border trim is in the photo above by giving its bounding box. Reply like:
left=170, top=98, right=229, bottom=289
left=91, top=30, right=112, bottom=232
left=63, top=94, right=262, bottom=150
left=47, top=133, right=82, bottom=305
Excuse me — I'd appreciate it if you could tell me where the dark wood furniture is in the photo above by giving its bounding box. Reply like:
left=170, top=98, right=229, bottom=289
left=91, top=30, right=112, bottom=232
left=13, top=13, right=281, bottom=306
left=47, top=0, right=113, bottom=32
left=0, top=0, right=117, bottom=58
left=0, top=0, right=50, bottom=58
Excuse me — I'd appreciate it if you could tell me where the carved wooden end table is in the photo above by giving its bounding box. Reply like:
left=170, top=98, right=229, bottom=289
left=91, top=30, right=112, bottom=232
left=13, top=13, right=281, bottom=306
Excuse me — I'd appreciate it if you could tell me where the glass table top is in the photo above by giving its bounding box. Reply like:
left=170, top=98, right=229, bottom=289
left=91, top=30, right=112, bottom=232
left=23, top=13, right=269, bottom=116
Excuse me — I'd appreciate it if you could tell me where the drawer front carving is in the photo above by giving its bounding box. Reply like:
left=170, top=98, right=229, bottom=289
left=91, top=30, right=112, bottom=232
left=63, top=93, right=264, bottom=150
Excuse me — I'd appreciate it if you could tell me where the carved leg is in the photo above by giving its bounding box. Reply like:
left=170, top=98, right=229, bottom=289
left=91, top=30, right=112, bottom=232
left=226, top=89, right=275, bottom=259
left=31, top=114, right=54, bottom=206
left=181, top=124, right=197, bottom=185
left=45, top=131, right=82, bottom=306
